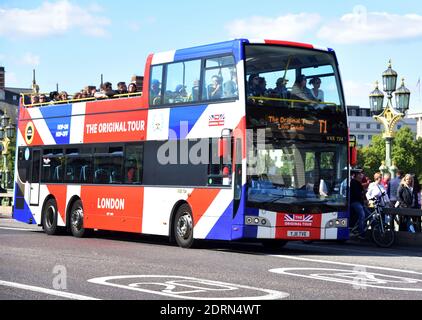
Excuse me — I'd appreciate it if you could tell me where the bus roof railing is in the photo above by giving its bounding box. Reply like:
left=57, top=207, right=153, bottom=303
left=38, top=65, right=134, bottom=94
left=20, top=91, right=143, bottom=108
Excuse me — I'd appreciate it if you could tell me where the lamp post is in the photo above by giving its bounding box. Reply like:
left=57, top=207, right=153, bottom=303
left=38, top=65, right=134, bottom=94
left=0, top=110, right=15, bottom=191
left=369, top=60, right=411, bottom=177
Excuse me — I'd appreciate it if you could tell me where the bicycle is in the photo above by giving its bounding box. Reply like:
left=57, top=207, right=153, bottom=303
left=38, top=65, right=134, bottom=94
left=350, top=195, right=395, bottom=248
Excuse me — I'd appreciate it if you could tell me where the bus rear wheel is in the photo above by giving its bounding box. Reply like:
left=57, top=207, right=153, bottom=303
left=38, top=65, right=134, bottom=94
left=174, top=204, right=195, bottom=248
left=70, top=200, right=90, bottom=238
left=42, top=198, right=59, bottom=235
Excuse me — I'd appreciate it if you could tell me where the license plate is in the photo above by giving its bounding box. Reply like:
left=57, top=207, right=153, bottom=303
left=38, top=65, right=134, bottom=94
left=287, top=231, right=310, bottom=238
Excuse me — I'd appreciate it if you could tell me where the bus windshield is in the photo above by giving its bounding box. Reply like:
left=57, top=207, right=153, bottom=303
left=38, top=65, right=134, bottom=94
left=247, top=140, right=348, bottom=213
left=245, top=45, right=345, bottom=112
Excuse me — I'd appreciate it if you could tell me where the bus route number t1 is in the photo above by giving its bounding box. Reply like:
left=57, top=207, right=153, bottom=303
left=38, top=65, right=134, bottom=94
left=319, top=120, right=328, bottom=134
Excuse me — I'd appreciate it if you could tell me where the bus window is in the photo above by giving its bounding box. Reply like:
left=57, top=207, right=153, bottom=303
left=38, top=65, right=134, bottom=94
left=18, top=148, right=31, bottom=183
left=150, top=65, right=164, bottom=106
left=163, top=60, right=201, bottom=105
left=203, top=55, right=238, bottom=101
left=65, top=147, right=93, bottom=184
left=93, top=146, right=123, bottom=185
left=124, top=144, right=143, bottom=184
left=41, top=149, right=64, bottom=183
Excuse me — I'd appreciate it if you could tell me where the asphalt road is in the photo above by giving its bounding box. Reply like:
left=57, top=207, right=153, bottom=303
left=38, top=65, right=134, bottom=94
left=1, top=218, right=422, bottom=302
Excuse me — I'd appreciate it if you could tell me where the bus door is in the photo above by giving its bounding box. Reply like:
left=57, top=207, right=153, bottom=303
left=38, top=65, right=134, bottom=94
left=233, top=138, right=243, bottom=216
left=29, top=149, right=41, bottom=206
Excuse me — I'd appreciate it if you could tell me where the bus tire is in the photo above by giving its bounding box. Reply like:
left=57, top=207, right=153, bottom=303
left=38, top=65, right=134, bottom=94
left=42, top=198, right=59, bottom=236
left=70, top=199, right=90, bottom=238
left=173, top=204, right=195, bottom=248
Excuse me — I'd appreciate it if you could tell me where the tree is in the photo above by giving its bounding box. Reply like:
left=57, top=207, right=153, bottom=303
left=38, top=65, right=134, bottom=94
left=357, top=127, right=422, bottom=180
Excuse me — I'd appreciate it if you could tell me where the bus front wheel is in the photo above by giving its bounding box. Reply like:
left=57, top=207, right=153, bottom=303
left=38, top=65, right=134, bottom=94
left=42, top=198, right=60, bottom=235
left=174, top=204, right=195, bottom=248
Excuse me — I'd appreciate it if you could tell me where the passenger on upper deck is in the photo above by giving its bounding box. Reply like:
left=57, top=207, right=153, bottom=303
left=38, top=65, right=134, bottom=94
left=309, top=77, right=324, bottom=102
left=31, top=95, right=39, bottom=105
left=290, top=75, right=314, bottom=103
left=95, top=82, right=115, bottom=99
left=208, top=75, right=223, bottom=100
left=39, top=94, right=48, bottom=104
left=223, top=70, right=238, bottom=98
left=247, top=74, right=261, bottom=97
left=128, top=82, right=137, bottom=94
left=270, top=77, right=290, bottom=99
left=150, top=79, right=161, bottom=102
left=117, top=82, right=128, bottom=95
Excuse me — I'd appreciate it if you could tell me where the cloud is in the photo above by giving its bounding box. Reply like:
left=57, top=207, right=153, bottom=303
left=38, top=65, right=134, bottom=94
left=0, top=0, right=110, bottom=38
left=343, top=80, right=374, bottom=107
left=22, top=53, right=41, bottom=66
left=226, top=13, right=321, bottom=40
left=318, top=5, right=422, bottom=44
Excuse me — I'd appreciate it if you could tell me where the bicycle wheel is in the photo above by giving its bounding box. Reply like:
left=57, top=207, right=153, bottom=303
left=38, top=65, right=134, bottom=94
left=372, top=223, right=395, bottom=248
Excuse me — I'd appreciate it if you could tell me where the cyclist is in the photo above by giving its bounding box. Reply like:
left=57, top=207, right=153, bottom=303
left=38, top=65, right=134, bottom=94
left=366, top=172, right=391, bottom=208
left=350, top=169, right=371, bottom=239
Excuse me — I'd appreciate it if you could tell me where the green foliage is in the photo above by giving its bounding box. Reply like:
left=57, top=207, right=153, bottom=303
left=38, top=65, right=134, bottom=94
left=357, top=127, right=422, bottom=180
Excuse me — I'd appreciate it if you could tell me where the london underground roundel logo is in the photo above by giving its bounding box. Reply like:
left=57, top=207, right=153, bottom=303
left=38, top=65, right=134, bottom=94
left=25, top=122, right=35, bottom=145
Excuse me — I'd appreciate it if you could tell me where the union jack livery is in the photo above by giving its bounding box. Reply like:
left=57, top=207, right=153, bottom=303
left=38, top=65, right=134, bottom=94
left=14, top=39, right=351, bottom=248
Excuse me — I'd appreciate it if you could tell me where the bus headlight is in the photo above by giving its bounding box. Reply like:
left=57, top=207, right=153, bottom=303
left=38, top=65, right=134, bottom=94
left=245, top=216, right=270, bottom=227
left=326, top=219, right=348, bottom=229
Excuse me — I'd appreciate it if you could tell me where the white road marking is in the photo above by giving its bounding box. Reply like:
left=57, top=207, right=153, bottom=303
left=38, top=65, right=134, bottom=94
left=88, top=275, right=289, bottom=300
left=270, top=268, right=422, bottom=292
left=269, top=254, right=422, bottom=275
left=288, top=242, right=413, bottom=258
left=0, top=227, right=39, bottom=232
left=0, top=280, right=100, bottom=300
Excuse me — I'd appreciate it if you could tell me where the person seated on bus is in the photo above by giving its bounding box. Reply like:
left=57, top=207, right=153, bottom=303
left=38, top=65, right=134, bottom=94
left=117, top=82, right=128, bottom=95
left=30, top=95, right=40, bottom=106
left=49, top=91, right=60, bottom=102
left=269, top=77, right=290, bottom=99
left=174, top=84, right=188, bottom=102
left=309, top=77, right=324, bottom=102
left=290, top=75, right=315, bottom=104
left=59, top=91, right=69, bottom=102
left=150, top=79, right=161, bottom=103
left=223, top=70, right=238, bottom=98
left=126, top=158, right=138, bottom=183
left=39, top=94, right=48, bottom=105
left=207, top=75, right=223, bottom=100
left=95, top=82, right=115, bottom=99
left=191, top=79, right=200, bottom=102
left=128, top=82, right=138, bottom=94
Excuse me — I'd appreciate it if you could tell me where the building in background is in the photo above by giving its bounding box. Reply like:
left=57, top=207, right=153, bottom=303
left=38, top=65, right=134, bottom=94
left=407, top=113, right=422, bottom=139
left=347, top=105, right=417, bottom=148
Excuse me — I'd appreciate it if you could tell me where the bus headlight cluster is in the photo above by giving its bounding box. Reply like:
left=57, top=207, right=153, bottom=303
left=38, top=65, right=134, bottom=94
left=245, top=216, right=268, bottom=226
left=326, top=219, right=348, bottom=228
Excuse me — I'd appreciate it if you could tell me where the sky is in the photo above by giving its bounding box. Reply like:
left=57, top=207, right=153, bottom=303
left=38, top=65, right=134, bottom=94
left=0, top=0, right=421, bottom=113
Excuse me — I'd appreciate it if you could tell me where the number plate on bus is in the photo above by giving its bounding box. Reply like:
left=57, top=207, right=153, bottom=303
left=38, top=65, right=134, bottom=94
left=287, top=231, right=310, bottom=238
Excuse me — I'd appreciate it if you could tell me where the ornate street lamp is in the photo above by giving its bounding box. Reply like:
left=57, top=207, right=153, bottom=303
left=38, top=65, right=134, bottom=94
left=5, top=125, right=15, bottom=139
left=395, top=78, right=411, bottom=114
left=0, top=112, right=10, bottom=128
left=369, top=60, right=411, bottom=177
left=382, top=60, right=398, bottom=94
left=369, top=82, right=384, bottom=115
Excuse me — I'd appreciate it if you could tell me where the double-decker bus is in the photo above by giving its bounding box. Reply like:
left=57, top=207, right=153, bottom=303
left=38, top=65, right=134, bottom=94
left=13, top=39, right=350, bottom=248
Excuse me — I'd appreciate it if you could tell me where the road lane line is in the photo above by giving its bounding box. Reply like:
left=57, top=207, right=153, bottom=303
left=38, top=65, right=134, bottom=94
left=269, top=254, right=422, bottom=275
left=0, top=280, right=100, bottom=300
left=0, top=227, right=39, bottom=232
left=288, top=242, right=416, bottom=257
